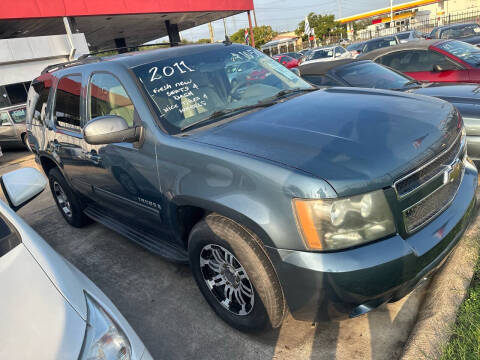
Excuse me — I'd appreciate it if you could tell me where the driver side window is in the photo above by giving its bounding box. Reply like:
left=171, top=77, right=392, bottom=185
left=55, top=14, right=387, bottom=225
left=89, top=73, right=136, bottom=127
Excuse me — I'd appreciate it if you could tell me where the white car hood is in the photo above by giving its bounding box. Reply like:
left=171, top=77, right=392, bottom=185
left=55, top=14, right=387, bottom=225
left=0, top=244, right=85, bottom=359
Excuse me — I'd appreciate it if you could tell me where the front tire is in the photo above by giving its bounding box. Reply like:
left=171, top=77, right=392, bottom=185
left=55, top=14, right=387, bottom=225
left=188, top=214, right=286, bottom=332
left=48, top=167, right=90, bottom=227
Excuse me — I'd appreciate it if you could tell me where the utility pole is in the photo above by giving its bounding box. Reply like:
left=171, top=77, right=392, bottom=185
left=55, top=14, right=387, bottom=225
left=208, top=22, right=214, bottom=43
left=223, top=18, right=228, bottom=38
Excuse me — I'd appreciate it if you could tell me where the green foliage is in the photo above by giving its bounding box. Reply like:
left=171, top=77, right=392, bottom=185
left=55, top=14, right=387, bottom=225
left=442, top=253, right=480, bottom=359
left=295, top=12, right=346, bottom=41
left=196, top=38, right=211, bottom=44
left=230, top=25, right=278, bottom=48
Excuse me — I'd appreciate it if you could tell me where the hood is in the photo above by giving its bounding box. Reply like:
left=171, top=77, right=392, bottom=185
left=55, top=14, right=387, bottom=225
left=189, top=88, right=459, bottom=196
left=409, top=83, right=480, bottom=106
left=0, top=244, right=85, bottom=359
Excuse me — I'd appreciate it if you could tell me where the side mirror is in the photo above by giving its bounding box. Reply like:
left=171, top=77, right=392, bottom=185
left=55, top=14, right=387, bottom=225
left=0, top=167, right=47, bottom=211
left=83, top=115, right=142, bottom=145
left=290, top=68, right=300, bottom=76
left=433, top=64, right=446, bottom=72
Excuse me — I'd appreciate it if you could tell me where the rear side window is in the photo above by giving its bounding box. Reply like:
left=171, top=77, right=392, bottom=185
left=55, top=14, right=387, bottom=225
left=30, top=79, right=52, bottom=126
left=54, top=75, right=82, bottom=131
left=89, top=73, right=136, bottom=127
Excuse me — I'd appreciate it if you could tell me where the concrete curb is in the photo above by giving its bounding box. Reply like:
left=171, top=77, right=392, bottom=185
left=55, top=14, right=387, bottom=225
left=401, top=202, right=480, bottom=360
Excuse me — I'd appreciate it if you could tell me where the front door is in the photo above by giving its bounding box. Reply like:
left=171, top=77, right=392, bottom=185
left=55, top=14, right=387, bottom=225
left=0, top=112, right=17, bottom=142
left=79, top=72, right=167, bottom=237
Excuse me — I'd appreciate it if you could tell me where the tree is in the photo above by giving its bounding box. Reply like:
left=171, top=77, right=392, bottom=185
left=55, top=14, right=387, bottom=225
left=230, top=25, right=278, bottom=48
left=295, top=13, right=346, bottom=43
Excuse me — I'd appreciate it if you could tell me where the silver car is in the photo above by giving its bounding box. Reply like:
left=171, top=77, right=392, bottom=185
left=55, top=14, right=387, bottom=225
left=0, top=167, right=152, bottom=360
left=0, top=104, right=28, bottom=148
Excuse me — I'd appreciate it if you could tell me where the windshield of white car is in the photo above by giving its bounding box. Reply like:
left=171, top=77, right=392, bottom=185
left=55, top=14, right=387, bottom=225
left=8, top=108, right=26, bottom=123
left=132, top=46, right=312, bottom=133
left=436, top=40, right=480, bottom=67
left=310, top=49, right=334, bottom=60
left=335, top=62, right=415, bottom=90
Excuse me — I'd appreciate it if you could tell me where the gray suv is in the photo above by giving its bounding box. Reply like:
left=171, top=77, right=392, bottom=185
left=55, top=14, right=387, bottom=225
left=27, top=43, right=477, bottom=331
left=0, top=104, right=27, bottom=148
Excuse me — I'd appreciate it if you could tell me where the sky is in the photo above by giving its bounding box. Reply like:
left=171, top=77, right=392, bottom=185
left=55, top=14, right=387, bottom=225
left=178, top=0, right=413, bottom=42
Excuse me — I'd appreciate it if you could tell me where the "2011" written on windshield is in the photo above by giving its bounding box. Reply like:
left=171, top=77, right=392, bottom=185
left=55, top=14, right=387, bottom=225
left=149, top=61, right=195, bottom=82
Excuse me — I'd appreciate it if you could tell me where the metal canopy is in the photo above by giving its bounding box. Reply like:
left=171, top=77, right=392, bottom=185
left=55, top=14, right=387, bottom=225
left=0, top=0, right=254, bottom=48
left=0, top=11, right=244, bottom=49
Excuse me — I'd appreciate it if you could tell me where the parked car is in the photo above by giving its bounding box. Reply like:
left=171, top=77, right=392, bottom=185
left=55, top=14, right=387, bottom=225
left=346, top=42, right=365, bottom=58
left=0, top=104, right=28, bottom=148
left=429, top=23, right=480, bottom=46
left=302, top=45, right=351, bottom=65
left=396, top=30, right=426, bottom=43
left=360, top=35, right=399, bottom=54
left=27, top=43, right=477, bottom=331
left=0, top=167, right=152, bottom=360
left=360, top=39, right=480, bottom=83
left=298, top=58, right=480, bottom=159
left=272, top=54, right=299, bottom=68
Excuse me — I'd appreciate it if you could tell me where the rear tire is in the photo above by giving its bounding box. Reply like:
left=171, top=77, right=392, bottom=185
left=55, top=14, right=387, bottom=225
left=188, top=213, right=286, bottom=332
left=48, top=167, right=90, bottom=227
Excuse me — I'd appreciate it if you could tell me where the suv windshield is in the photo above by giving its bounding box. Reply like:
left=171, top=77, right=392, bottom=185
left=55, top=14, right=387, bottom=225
left=336, top=61, right=413, bottom=89
left=8, top=107, right=26, bottom=123
left=440, top=24, right=480, bottom=39
left=132, top=46, right=312, bottom=133
left=364, top=37, right=397, bottom=53
left=436, top=40, right=480, bottom=67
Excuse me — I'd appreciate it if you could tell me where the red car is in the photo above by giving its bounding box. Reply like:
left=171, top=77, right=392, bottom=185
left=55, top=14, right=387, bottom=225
left=272, top=55, right=299, bottom=69
left=360, top=39, right=480, bottom=83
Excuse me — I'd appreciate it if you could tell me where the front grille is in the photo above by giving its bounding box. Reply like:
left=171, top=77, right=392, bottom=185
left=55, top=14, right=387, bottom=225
left=403, top=162, right=463, bottom=233
left=394, top=131, right=465, bottom=234
left=395, top=135, right=461, bottom=197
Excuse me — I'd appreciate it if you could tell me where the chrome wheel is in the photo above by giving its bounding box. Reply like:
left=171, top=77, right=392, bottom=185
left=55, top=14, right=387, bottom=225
left=53, top=181, right=72, bottom=218
left=200, top=244, right=255, bottom=316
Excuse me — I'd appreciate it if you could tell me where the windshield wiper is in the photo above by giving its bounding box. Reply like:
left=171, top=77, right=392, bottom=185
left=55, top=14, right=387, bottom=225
left=180, top=103, right=274, bottom=132
left=263, top=87, right=318, bottom=102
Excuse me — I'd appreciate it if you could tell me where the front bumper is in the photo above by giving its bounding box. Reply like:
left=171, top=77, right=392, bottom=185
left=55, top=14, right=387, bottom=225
left=266, top=162, right=477, bottom=322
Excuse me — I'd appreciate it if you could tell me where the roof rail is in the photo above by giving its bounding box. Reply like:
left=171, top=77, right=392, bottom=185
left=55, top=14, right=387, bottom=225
left=79, top=42, right=183, bottom=59
left=41, top=41, right=184, bottom=74
left=41, top=56, right=102, bottom=74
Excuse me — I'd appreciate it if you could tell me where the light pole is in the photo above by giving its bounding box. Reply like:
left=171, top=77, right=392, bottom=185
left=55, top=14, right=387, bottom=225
left=390, top=0, right=394, bottom=23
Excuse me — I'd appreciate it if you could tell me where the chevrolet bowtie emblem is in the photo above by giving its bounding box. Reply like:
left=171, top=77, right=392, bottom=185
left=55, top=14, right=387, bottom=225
left=443, top=160, right=462, bottom=185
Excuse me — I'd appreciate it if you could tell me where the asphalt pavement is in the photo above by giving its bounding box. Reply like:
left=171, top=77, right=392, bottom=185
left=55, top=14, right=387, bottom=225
left=0, top=149, right=430, bottom=360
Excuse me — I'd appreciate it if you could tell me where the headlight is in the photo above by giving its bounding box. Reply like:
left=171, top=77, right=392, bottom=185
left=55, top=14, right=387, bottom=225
left=79, top=293, right=131, bottom=360
left=293, top=189, right=396, bottom=251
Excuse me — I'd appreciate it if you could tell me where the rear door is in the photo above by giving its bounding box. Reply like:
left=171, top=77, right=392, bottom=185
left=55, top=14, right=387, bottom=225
left=377, top=49, right=469, bottom=82
left=50, top=74, right=88, bottom=190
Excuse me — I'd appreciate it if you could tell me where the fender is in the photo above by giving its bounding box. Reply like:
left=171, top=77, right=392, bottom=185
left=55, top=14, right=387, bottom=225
left=171, top=195, right=277, bottom=249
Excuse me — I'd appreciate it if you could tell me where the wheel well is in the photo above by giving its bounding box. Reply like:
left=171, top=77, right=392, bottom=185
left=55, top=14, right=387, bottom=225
left=39, top=156, right=58, bottom=176
left=176, top=206, right=207, bottom=247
